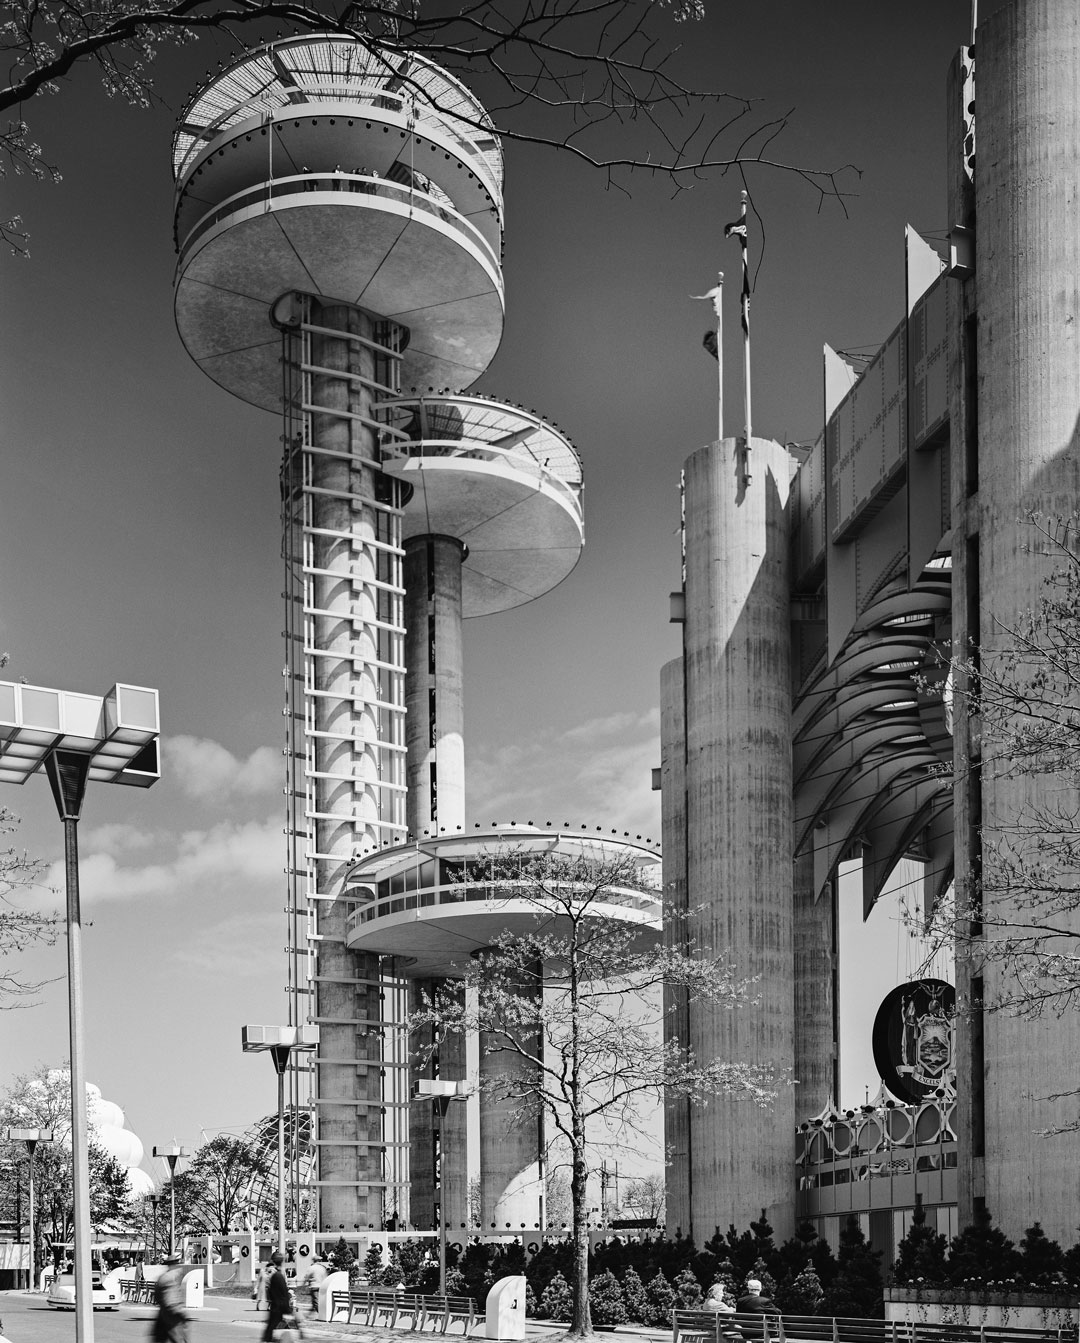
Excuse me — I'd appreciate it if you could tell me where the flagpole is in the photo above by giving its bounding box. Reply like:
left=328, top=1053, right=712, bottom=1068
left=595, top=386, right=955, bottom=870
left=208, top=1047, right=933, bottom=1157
left=715, top=272, right=724, bottom=441
left=739, top=189, right=752, bottom=485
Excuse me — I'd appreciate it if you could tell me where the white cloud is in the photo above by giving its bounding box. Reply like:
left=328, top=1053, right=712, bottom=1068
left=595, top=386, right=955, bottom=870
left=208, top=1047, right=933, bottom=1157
left=82, top=823, right=156, bottom=856
left=41, top=817, right=282, bottom=906
left=163, top=735, right=280, bottom=802
left=468, top=708, right=662, bottom=841
left=173, top=908, right=282, bottom=979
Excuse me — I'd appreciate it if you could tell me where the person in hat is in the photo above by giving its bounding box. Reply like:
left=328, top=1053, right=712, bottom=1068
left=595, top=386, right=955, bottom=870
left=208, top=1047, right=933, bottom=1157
left=735, top=1279, right=778, bottom=1315
left=153, top=1253, right=189, bottom=1343
left=263, top=1251, right=293, bottom=1342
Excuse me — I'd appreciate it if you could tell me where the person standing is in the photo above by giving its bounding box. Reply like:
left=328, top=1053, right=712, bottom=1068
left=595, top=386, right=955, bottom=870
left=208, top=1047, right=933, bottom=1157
left=263, top=1251, right=292, bottom=1342
left=153, top=1252, right=190, bottom=1343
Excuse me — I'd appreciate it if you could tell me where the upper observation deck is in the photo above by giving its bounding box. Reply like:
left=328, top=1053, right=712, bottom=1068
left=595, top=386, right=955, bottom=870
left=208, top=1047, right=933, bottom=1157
left=379, top=396, right=585, bottom=615
left=172, top=35, right=505, bottom=408
left=343, top=824, right=662, bottom=977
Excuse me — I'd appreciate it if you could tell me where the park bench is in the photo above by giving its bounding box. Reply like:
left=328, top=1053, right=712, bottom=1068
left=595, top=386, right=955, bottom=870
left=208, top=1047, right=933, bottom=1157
left=675, top=1311, right=1079, bottom=1343
left=119, top=1278, right=156, bottom=1304
left=329, top=1287, right=478, bottom=1334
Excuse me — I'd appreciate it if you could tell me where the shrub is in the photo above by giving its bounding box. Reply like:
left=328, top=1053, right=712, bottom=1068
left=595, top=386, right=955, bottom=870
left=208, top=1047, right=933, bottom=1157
left=674, top=1266, right=703, bottom=1308
left=538, top=1270, right=572, bottom=1320
left=644, top=1269, right=675, bottom=1327
left=622, top=1267, right=649, bottom=1323
left=590, top=1269, right=628, bottom=1327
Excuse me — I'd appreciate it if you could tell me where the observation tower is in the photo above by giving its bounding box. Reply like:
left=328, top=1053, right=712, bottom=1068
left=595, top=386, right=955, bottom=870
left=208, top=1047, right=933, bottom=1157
left=170, top=35, right=585, bottom=1232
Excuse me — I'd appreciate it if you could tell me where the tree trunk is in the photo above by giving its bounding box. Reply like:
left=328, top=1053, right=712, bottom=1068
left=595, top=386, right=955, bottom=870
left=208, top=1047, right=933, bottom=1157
left=570, top=1131, right=591, bottom=1335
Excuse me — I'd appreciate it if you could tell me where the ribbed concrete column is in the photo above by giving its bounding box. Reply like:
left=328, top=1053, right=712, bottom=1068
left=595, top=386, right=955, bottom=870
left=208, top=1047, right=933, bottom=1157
left=660, top=655, right=691, bottom=1234
left=793, top=851, right=836, bottom=1117
left=480, top=964, right=544, bottom=1234
left=681, top=437, right=795, bottom=1242
left=404, top=535, right=465, bottom=837
left=951, top=0, right=1080, bottom=1243
left=308, top=299, right=385, bottom=1231
left=403, top=536, right=467, bottom=1232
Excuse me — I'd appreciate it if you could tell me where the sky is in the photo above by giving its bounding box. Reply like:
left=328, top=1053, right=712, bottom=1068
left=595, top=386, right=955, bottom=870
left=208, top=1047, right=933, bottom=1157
left=0, top=1, right=983, bottom=1185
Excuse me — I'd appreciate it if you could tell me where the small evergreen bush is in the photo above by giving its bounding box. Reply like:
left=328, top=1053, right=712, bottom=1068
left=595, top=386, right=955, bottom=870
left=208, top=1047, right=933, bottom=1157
left=590, top=1269, right=628, bottom=1327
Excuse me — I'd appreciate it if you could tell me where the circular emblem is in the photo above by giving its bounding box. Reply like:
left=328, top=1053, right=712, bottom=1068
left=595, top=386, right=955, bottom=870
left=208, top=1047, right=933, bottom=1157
left=872, top=978, right=955, bottom=1104
left=299, top=1245, right=310, bottom=1257
left=241, top=1246, right=250, bottom=1257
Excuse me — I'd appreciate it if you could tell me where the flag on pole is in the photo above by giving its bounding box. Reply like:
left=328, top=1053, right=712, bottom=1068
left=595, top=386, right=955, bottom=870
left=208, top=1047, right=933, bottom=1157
left=725, top=214, right=750, bottom=338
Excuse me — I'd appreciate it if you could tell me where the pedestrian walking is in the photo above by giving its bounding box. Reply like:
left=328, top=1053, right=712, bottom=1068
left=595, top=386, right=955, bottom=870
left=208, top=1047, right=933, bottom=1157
left=262, top=1251, right=298, bottom=1342
left=300, top=1255, right=329, bottom=1316
left=152, top=1253, right=190, bottom=1343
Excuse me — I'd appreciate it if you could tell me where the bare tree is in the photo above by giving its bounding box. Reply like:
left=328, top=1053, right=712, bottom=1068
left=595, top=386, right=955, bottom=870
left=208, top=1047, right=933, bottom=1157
left=621, top=1170, right=665, bottom=1224
left=0, top=806, right=58, bottom=1005
left=414, top=848, right=782, bottom=1338
left=0, top=0, right=855, bottom=254
left=928, top=513, right=1080, bottom=1122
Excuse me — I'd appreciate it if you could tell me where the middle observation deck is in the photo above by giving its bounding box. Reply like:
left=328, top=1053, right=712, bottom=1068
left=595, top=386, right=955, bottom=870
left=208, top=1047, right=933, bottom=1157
left=343, top=824, right=662, bottom=978
left=172, top=35, right=506, bottom=409
left=380, top=395, right=585, bottom=615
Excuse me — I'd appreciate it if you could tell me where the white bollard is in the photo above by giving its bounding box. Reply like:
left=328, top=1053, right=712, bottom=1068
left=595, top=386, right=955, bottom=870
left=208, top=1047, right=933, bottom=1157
left=485, top=1275, right=526, bottom=1341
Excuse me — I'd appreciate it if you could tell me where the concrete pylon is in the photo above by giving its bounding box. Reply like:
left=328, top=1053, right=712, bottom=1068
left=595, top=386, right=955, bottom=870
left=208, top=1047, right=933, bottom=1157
left=950, top=0, right=1080, bottom=1242
left=662, top=436, right=796, bottom=1241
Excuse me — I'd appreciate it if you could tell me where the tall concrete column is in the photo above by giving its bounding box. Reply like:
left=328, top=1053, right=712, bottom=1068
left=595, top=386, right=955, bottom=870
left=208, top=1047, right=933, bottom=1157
left=404, top=535, right=466, bottom=836
left=950, top=0, right=1080, bottom=1243
left=660, top=655, right=691, bottom=1234
left=480, top=963, right=544, bottom=1234
left=679, top=437, right=795, bottom=1241
left=308, top=299, right=386, bottom=1231
left=793, top=852, right=836, bottom=1117
left=404, top=536, right=467, bottom=1231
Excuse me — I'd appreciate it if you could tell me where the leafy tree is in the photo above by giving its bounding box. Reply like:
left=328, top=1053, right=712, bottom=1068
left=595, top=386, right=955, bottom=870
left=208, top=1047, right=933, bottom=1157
left=892, top=1204, right=948, bottom=1286
left=539, top=1269, right=572, bottom=1321
left=774, top=1221, right=836, bottom=1294
left=1017, top=1222, right=1065, bottom=1289
left=0, top=1065, right=132, bottom=1266
left=0, top=807, right=57, bottom=1004
left=644, top=1269, right=675, bottom=1327
left=621, top=1266, right=649, bottom=1324
left=0, top=0, right=854, bottom=256
left=947, top=1205, right=1019, bottom=1287
left=163, top=1134, right=272, bottom=1235
left=415, top=849, right=782, bottom=1336
left=745, top=1256, right=778, bottom=1303
left=826, top=1216, right=883, bottom=1319
left=545, top=1164, right=573, bottom=1230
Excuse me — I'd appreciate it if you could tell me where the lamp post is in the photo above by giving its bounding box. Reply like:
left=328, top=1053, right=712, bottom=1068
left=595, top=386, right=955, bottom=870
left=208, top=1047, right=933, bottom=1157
left=241, top=1026, right=319, bottom=1253
left=0, top=679, right=160, bottom=1343
left=147, top=1193, right=161, bottom=1262
left=152, top=1146, right=189, bottom=1257
left=5, top=1128, right=53, bottom=1291
left=412, top=1080, right=471, bottom=1294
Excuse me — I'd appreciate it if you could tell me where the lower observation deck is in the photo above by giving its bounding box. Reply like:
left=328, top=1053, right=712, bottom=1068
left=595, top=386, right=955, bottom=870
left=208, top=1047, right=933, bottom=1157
left=173, top=178, right=504, bottom=410
left=380, top=396, right=585, bottom=616
left=343, top=825, right=662, bottom=977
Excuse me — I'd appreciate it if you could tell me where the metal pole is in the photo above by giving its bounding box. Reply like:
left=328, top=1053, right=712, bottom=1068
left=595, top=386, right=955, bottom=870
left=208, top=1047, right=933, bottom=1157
left=64, top=812, right=94, bottom=1343
left=270, top=1045, right=291, bottom=1254
left=27, top=1141, right=36, bottom=1293
left=169, top=1165, right=177, bottom=1256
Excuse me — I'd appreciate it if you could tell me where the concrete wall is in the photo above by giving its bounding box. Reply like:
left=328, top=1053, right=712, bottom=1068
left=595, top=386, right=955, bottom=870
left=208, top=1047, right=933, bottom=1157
left=951, top=0, right=1080, bottom=1243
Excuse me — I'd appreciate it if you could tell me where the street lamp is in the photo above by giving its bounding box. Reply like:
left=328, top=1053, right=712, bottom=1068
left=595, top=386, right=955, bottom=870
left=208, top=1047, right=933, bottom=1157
left=152, top=1146, right=190, bottom=1257
left=0, top=679, right=159, bottom=1343
left=147, top=1192, right=161, bottom=1262
left=412, top=1080, right=471, bottom=1294
left=241, top=1025, right=319, bottom=1253
left=5, top=1128, right=53, bottom=1291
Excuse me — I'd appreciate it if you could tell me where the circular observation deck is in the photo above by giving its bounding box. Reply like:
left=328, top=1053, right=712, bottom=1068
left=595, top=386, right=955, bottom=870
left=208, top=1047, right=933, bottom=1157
left=172, top=35, right=505, bottom=409
left=343, top=825, right=662, bottom=978
left=379, top=396, right=585, bottom=615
